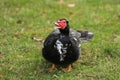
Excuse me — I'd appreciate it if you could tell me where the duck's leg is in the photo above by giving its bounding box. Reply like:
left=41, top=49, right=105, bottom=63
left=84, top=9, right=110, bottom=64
left=48, top=64, right=57, bottom=72
left=64, top=64, right=73, bottom=72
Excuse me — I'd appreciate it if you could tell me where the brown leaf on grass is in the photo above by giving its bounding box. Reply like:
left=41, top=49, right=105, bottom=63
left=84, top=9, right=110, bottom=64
left=31, top=34, right=44, bottom=42
left=69, top=12, right=74, bottom=16
left=20, top=28, right=25, bottom=33
left=52, top=74, right=59, bottom=78
left=68, top=3, right=75, bottom=8
left=0, top=40, right=8, bottom=46
left=58, top=0, right=64, bottom=4
left=13, top=32, right=21, bottom=39
left=41, top=11, right=46, bottom=17
left=0, top=74, right=5, bottom=77
left=9, top=66, right=13, bottom=71
left=13, top=28, right=25, bottom=39
left=75, top=73, right=98, bottom=79
left=15, top=8, right=20, bottom=12
left=114, top=35, right=120, bottom=43
left=32, top=37, right=44, bottom=42
left=0, top=52, right=5, bottom=58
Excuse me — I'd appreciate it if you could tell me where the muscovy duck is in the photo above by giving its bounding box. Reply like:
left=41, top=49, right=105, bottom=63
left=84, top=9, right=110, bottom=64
left=42, top=19, right=93, bottom=71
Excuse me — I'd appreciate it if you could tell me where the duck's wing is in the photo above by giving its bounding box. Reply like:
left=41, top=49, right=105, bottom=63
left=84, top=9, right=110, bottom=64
left=43, top=29, right=60, bottom=47
left=69, top=29, right=94, bottom=43
left=77, top=30, right=94, bottom=43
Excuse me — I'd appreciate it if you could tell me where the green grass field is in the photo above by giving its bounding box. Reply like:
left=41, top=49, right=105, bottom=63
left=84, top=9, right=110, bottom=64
left=0, top=0, right=120, bottom=80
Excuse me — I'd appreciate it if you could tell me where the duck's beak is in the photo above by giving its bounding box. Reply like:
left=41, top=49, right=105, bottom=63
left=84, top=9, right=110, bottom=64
left=54, top=22, right=60, bottom=28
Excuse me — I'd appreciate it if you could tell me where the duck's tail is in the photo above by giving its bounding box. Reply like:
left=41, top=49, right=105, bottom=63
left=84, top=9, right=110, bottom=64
left=77, top=30, right=94, bottom=43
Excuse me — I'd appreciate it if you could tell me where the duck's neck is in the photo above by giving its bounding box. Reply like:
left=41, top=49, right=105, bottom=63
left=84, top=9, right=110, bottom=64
left=59, top=25, right=70, bottom=35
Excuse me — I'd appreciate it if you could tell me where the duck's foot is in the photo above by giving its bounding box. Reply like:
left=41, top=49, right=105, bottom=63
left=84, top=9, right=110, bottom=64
left=48, top=64, right=57, bottom=72
left=63, top=64, right=73, bottom=72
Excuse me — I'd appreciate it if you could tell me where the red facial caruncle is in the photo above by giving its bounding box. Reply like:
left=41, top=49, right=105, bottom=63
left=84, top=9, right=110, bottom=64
left=55, top=19, right=67, bottom=30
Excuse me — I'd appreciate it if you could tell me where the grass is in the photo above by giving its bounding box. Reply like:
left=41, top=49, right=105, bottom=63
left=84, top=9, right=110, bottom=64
left=0, top=0, right=120, bottom=80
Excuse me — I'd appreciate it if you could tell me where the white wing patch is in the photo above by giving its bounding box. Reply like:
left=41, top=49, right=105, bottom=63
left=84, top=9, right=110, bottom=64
left=73, top=37, right=77, bottom=41
left=55, top=40, right=67, bottom=61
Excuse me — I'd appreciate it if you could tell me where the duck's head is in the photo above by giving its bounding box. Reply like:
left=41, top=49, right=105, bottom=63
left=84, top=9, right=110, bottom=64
left=54, top=18, right=69, bottom=30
